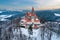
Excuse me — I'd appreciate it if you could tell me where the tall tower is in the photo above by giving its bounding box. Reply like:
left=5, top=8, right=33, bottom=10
left=32, top=7, right=34, bottom=13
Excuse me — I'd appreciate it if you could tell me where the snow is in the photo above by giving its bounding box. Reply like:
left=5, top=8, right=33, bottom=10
left=0, top=15, right=13, bottom=18
left=20, top=28, right=41, bottom=40
left=0, top=18, right=9, bottom=21
left=20, top=28, right=29, bottom=37
left=12, top=27, right=60, bottom=40
left=21, top=28, right=60, bottom=40
left=0, top=15, right=13, bottom=21
left=51, top=32, right=60, bottom=40
left=54, top=13, right=60, bottom=16
left=0, top=11, right=3, bottom=13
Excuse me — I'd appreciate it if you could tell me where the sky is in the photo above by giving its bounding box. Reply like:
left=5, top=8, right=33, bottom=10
left=0, top=0, right=60, bottom=10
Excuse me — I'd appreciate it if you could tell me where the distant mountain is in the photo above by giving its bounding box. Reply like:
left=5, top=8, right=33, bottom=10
left=0, top=8, right=60, bottom=21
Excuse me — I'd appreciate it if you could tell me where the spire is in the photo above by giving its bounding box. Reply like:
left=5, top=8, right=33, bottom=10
left=32, top=7, right=34, bottom=13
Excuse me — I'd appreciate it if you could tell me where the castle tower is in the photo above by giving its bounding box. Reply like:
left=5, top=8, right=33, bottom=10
left=32, top=7, right=34, bottom=13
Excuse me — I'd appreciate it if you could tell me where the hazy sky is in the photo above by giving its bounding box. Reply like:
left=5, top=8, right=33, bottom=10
left=0, top=0, right=60, bottom=10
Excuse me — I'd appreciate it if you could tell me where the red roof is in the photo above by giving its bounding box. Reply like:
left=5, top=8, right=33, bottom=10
left=26, top=19, right=31, bottom=22
left=26, top=12, right=37, bottom=16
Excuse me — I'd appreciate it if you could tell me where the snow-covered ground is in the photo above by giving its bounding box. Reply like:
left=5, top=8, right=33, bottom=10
left=51, top=32, right=60, bottom=40
left=12, top=27, right=60, bottom=40
left=20, top=28, right=41, bottom=40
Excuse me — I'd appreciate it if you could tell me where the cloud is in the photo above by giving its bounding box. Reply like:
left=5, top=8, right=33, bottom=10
left=34, top=0, right=60, bottom=7
left=30, top=0, right=60, bottom=10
